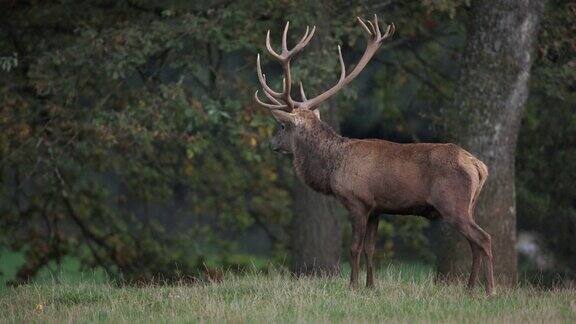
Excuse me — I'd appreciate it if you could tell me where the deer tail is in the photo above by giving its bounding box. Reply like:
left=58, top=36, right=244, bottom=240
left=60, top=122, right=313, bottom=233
left=470, top=158, right=488, bottom=218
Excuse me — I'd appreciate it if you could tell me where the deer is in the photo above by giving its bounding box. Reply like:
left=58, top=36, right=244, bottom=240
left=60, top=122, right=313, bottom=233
left=254, top=15, right=495, bottom=296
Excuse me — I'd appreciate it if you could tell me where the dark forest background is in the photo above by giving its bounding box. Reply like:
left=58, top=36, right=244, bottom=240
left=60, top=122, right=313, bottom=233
left=0, top=0, right=574, bottom=286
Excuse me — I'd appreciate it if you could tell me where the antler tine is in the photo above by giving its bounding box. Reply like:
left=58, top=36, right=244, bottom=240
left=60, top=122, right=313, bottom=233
left=291, top=26, right=316, bottom=55
left=256, top=54, right=283, bottom=98
left=254, top=90, right=288, bottom=110
left=265, top=31, right=282, bottom=60
left=281, top=21, right=290, bottom=54
left=357, top=17, right=372, bottom=36
left=336, top=45, right=346, bottom=84
left=263, top=75, right=284, bottom=105
left=299, top=81, right=307, bottom=101
left=373, top=14, right=381, bottom=39
left=382, top=23, right=395, bottom=40
left=366, top=19, right=376, bottom=36
left=299, top=26, right=310, bottom=46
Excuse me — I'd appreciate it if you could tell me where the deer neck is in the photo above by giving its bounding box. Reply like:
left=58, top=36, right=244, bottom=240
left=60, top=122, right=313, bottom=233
left=292, top=122, right=348, bottom=195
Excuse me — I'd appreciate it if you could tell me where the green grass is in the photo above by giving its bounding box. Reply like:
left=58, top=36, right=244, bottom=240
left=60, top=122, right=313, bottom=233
left=0, top=249, right=108, bottom=289
left=0, top=249, right=25, bottom=285
left=1, top=263, right=574, bottom=323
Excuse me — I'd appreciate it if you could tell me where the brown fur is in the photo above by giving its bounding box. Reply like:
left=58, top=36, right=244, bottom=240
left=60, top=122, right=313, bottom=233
left=270, top=109, right=495, bottom=295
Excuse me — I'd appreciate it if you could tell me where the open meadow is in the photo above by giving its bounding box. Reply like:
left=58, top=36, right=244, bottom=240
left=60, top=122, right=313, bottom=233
left=1, top=1, right=575, bottom=323
left=1, top=264, right=575, bottom=323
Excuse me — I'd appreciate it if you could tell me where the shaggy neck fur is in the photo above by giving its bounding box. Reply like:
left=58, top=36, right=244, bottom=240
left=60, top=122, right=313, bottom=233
left=292, top=120, right=349, bottom=195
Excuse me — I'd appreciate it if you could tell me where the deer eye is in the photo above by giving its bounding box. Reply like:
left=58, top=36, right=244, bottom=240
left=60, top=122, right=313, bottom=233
left=281, top=124, right=286, bottom=130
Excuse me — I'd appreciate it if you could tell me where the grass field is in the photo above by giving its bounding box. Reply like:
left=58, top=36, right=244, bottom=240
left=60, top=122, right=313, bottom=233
left=1, top=264, right=575, bottom=323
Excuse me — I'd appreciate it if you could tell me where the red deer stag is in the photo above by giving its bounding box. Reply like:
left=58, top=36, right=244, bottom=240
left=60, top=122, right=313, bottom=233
left=254, top=15, right=494, bottom=295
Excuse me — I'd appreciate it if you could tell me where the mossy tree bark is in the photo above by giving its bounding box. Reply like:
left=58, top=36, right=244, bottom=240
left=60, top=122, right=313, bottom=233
left=291, top=175, right=342, bottom=276
left=436, top=0, right=545, bottom=286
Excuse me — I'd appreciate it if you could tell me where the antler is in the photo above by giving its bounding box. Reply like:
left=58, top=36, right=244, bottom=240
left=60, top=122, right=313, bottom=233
left=300, top=15, right=395, bottom=110
left=254, top=15, right=395, bottom=111
left=255, top=22, right=316, bottom=111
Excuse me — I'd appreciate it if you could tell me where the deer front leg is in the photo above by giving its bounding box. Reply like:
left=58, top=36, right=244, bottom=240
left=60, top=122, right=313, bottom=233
left=347, top=203, right=369, bottom=289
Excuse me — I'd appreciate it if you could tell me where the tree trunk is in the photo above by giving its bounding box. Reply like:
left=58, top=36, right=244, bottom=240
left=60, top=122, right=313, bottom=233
left=436, top=0, right=545, bottom=286
left=290, top=2, right=343, bottom=276
left=291, top=178, right=342, bottom=276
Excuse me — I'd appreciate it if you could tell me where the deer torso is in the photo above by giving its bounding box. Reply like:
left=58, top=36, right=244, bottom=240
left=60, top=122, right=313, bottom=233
left=292, top=122, right=482, bottom=218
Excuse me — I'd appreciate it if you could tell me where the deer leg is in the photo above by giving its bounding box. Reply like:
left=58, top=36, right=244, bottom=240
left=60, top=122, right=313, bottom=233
left=348, top=205, right=368, bottom=289
left=454, top=220, right=494, bottom=295
left=364, top=214, right=379, bottom=288
left=468, top=222, right=494, bottom=295
left=466, top=239, right=483, bottom=290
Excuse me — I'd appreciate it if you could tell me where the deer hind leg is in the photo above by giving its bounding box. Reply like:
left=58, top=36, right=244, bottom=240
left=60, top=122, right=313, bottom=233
left=467, top=239, right=483, bottom=290
left=468, top=222, right=494, bottom=295
left=431, top=181, right=493, bottom=295
left=364, top=214, right=380, bottom=288
left=452, top=219, right=493, bottom=295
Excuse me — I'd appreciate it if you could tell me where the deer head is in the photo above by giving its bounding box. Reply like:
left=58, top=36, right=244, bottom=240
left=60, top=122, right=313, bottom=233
left=254, top=15, right=395, bottom=154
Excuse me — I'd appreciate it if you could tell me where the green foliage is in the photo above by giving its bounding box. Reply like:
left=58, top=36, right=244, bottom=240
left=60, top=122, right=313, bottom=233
left=1, top=0, right=298, bottom=283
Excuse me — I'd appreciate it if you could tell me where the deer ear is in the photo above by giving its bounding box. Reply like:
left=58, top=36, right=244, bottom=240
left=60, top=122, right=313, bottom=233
left=312, top=109, right=321, bottom=120
left=270, top=109, right=296, bottom=125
